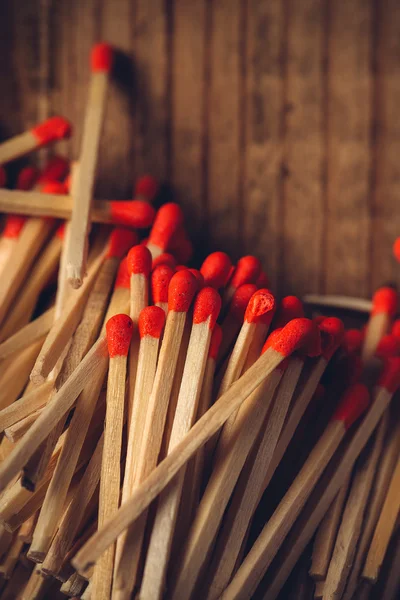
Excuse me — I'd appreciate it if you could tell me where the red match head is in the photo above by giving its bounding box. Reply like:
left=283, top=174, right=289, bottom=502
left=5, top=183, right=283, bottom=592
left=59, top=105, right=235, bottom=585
left=256, top=271, right=269, bottom=288
left=16, top=166, right=39, bottom=190
left=152, top=252, right=177, bottom=270
left=106, top=314, right=134, bottom=357
left=188, top=269, right=204, bottom=289
left=107, top=228, right=138, bottom=259
left=148, top=203, right=185, bottom=251
left=342, top=329, right=364, bottom=356
left=200, top=252, right=233, bottom=290
left=267, top=318, right=319, bottom=358
left=139, top=306, right=166, bottom=339
left=244, top=289, right=275, bottom=325
left=229, top=256, right=262, bottom=290
left=375, top=334, right=400, bottom=359
left=193, top=287, right=221, bottom=329
left=56, top=223, right=66, bottom=240
left=274, top=296, right=304, bottom=328
left=31, top=116, right=72, bottom=146
left=151, top=264, right=175, bottom=305
left=91, top=42, right=114, bottom=72
left=115, top=257, right=130, bottom=290
left=209, top=324, right=223, bottom=360
left=378, top=357, right=400, bottom=393
left=262, top=329, right=288, bottom=371
left=134, top=175, right=159, bottom=202
left=110, top=200, right=156, bottom=229
left=228, top=284, right=258, bottom=322
left=127, top=245, right=152, bottom=278
left=0, top=166, right=5, bottom=187
left=332, top=383, right=370, bottom=430
left=3, top=215, right=26, bottom=239
left=37, top=156, right=69, bottom=185
left=371, top=286, right=398, bottom=317
left=41, top=181, right=68, bottom=195
left=168, top=270, right=198, bottom=313
left=393, top=238, right=400, bottom=263
left=168, top=227, right=193, bottom=264
left=391, top=319, right=400, bottom=340
left=318, top=317, right=345, bottom=360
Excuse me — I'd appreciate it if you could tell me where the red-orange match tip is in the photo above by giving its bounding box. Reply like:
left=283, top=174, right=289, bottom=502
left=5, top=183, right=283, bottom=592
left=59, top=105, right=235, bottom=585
left=391, top=319, right=400, bottom=340
left=37, top=156, right=69, bottom=185
left=228, top=284, right=258, bottom=322
left=110, top=200, right=156, bottom=229
left=31, top=116, right=72, bottom=146
left=134, top=175, right=159, bottom=202
left=106, top=314, right=134, bottom=358
left=302, top=322, right=322, bottom=357
left=274, top=296, right=304, bottom=328
left=0, top=166, right=6, bottom=187
left=3, top=216, right=26, bottom=239
left=229, top=256, right=262, bottom=290
left=375, top=334, right=400, bottom=360
left=152, top=253, right=177, bottom=270
left=193, top=287, right=221, bottom=329
left=151, top=264, right=175, bottom=304
left=56, top=223, right=66, bottom=240
left=139, top=306, right=166, bottom=339
left=107, top=228, right=138, bottom=260
left=175, top=265, right=188, bottom=271
left=188, top=269, right=204, bottom=289
left=127, top=245, right=152, bottom=278
left=140, top=237, right=149, bottom=246
left=168, top=270, right=198, bottom=313
left=115, top=257, right=130, bottom=290
left=332, top=383, right=370, bottom=430
left=209, top=324, right=223, bottom=360
left=200, top=252, right=233, bottom=290
left=371, top=286, right=398, bottom=317
left=393, top=238, right=400, bottom=263
left=168, top=228, right=193, bottom=264
left=41, top=181, right=68, bottom=195
left=342, top=329, right=364, bottom=356
left=16, top=166, right=39, bottom=190
left=91, top=42, right=114, bottom=72
left=256, top=271, right=269, bottom=288
left=268, top=318, right=317, bottom=358
left=244, top=289, right=275, bottom=324
left=378, top=357, right=400, bottom=393
left=262, top=329, right=288, bottom=371
left=148, top=203, right=184, bottom=251
left=318, top=317, right=345, bottom=360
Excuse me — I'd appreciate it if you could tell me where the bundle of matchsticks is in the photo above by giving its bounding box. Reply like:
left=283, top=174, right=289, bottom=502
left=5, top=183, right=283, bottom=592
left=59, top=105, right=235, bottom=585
left=0, top=42, right=399, bottom=600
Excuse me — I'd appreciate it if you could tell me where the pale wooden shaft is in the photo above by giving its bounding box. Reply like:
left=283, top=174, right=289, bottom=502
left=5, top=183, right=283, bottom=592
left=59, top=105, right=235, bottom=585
left=0, top=380, right=53, bottom=432
left=0, top=130, right=40, bottom=164
left=0, top=339, right=44, bottom=412
left=362, top=312, right=391, bottom=362
left=0, top=237, right=18, bottom=278
left=0, top=307, right=55, bottom=360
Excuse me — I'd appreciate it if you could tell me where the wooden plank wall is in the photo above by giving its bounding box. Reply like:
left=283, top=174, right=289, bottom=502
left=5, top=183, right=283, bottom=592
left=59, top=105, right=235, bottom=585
left=0, top=0, right=400, bottom=298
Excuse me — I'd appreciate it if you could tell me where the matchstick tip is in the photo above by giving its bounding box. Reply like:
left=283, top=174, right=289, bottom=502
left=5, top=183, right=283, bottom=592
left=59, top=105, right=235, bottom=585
left=3, top=215, right=27, bottom=239
left=168, top=270, right=198, bottom=313
left=255, top=270, right=269, bottom=288
left=16, top=165, right=39, bottom=190
left=318, top=317, right=345, bottom=360
left=41, top=181, right=68, bottom=195
left=193, top=287, right=222, bottom=328
left=188, top=268, right=204, bottom=289
left=267, top=318, right=317, bottom=358
left=107, top=228, right=138, bottom=259
left=67, top=264, right=84, bottom=289
left=168, top=227, right=193, bottom=263
left=244, top=289, right=275, bottom=324
left=31, top=116, right=72, bottom=146
left=110, top=200, right=156, bottom=229
left=274, top=296, right=304, bottom=328
left=393, top=237, right=400, bottom=263
left=152, top=252, right=177, bottom=270
left=209, top=324, right=223, bottom=359
left=229, top=255, right=262, bottom=290
left=391, top=318, right=400, bottom=340
left=36, top=155, right=70, bottom=185
left=342, top=328, right=364, bottom=355
left=56, top=223, right=66, bottom=240
left=127, top=245, right=152, bottom=277
left=378, top=356, right=400, bottom=393
left=228, top=283, right=258, bottom=322
left=134, top=175, right=159, bottom=202
left=332, top=383, right=370, bottom=429
left=151, top=264, right=175, bottom=304
left=115, top=257, right=130, bottom=289
left=91, top=42, right=114, bottom=72
left=200, top=251, right=233, bottom=290
left=148, top=203, right=185, bottom=252
left=106, top=314, right=134, bottom=357
left=139, top=306, right=166, bottom=339
left=375, top=334, right=400, bottom=359
left=371, top=286, right=398, bottom=317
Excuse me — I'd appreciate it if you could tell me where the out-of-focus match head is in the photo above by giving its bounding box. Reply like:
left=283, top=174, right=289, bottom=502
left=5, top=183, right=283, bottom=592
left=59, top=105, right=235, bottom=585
left=139, top=306, right=166, bottom=339
left=91, top=42, right=114, bottom=72
left=393, top=238, right=400, bottom=263
left=152, top=252, right=177, bottom=270
left=342, top=329, right=364, bottom=356
left=229, top=256, right=262, bottom=290
left=106, top=314, right=133, bottom=357
left=371, top=286, right=398, bottom=317
left=134, top=175, right=159, bottom=203
left=375, top=334, right=400, bottom=359
left=148, top=203, right=185, bottom=252
left=110, top=200, right=156, bottom=229
left=37, top=156, right=69, bottom=185
left=209, top=324, right=223, bottom=360
left=115, top=257, right=130, bottom=290
left=255, top=271, right=269, bottom=288
left=200, top=252, right=233, bottom=289
left=151, top=264, right=175, bottom=305
left=274, top=296, right=304, bottom=328
left=0, top=166, right=6, bottom=187
left=127, top=245, right=152, bottom=278
left=391, top=319, right=400, bottom=340
left=107, top=228, right=138, bottom=259
left=332, top=383, right=370, bottom=430
left=168, top=270, right=198, bottom=313
left=318, top=317, right=345, bottom=360
left=267, top=318, right=319, bottom=358
left=3, top=216, right=26, bottom=239
left=56, top=223, right=66, bottom=240
left=193, top=287, right=221, bottom=329
left=168, top=227, right=193, bottom=264
left=41, top=181, right=68, bottom=195
left=188, top=269, right=204, bottom=289
left=228, top=283, right=258, bottom=322
left=244, top=289, right=275, bottom=325
left=16, top=166, right=39, bottom=190
left=378, top=356, right=400, bottom=393
left=31, top=116, right=72, bottom=146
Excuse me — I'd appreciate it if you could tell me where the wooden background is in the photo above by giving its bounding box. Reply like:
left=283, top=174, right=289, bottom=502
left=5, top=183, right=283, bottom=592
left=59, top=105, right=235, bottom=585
left=1, top=0, right=400, bottom=299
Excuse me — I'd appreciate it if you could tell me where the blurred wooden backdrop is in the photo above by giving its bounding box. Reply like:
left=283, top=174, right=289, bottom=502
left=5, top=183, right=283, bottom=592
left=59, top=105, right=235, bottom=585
left=0, top=0, right=400, bottom=299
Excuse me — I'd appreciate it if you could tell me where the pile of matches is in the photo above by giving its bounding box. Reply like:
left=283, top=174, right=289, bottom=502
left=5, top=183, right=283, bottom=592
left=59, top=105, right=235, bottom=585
left=0, top=42, right=400, bottom=600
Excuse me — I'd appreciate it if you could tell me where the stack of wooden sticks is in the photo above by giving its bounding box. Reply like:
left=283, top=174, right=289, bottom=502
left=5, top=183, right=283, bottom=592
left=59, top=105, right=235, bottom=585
left=0, top=42, right=399, bottom=600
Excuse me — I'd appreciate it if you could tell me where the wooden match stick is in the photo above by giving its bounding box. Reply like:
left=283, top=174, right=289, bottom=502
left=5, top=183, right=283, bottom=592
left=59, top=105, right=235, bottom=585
left=222, top=255, right=261, bottom=307
left=133, top=174, right=159, bottom=203
left=221, top=383, right=370, bottom=600
left=151, top=263, right=175, bottom=314
left=0, top=216, right=27, bottom=277
left=66, top=43, right=114, bottom=288
left=152, top=252, right=177, bottom=270
left=71, top=318, right=319, bottom=574
left=111, top=270, right=198, bottom=598
left=303, top=294, right=373, bottom=313
left=0, top=116, right=71, bottom=164
left=0, top=307, right=55, bottom=360
left=91, top=314, right=133, bottom=600
left=218, top=283, right=258, bottom=363
left=0, top=380, right=53, bottom=433
left=139, top=288, right=221, bottom=600
left=362, top=287, right=397, bottom=362
left=146, top=202, right=184, bottom=259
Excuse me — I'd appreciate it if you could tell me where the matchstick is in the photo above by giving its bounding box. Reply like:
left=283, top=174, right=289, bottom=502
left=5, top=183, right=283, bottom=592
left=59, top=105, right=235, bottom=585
left=139, top=288, right=221, bottom=600
left=111, top=270, right=198, bottom=599
left=151, top=263, right=175, bottom=314
left=303, top=294, right=373, bottom=313
left=146, top=202, right=184, bottom=259
left=200, top=251, right=233, bottom=290
left=0, top=217, right=27, bottom=276
left=168, top=226, right=193, bottom=264
left=0, top=380, right=53, bottom=433
left=218, top=283, right=258, bottom=363
left=0, top=307, right=55, bottom=360
left=134, top=174, right=159, bottom=203
left=91, top=314, right=133, bottom=600
left=66, top=43, right=114, bottom=288
left=0, top=116, right=71, bottom=164
left=222, top=255, right=261, bottom=307
left=152, top=252, right=177, bottom=270
left=362, top=287, right=397, bottom=362
left=71, top=318, right=320, bottom=574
